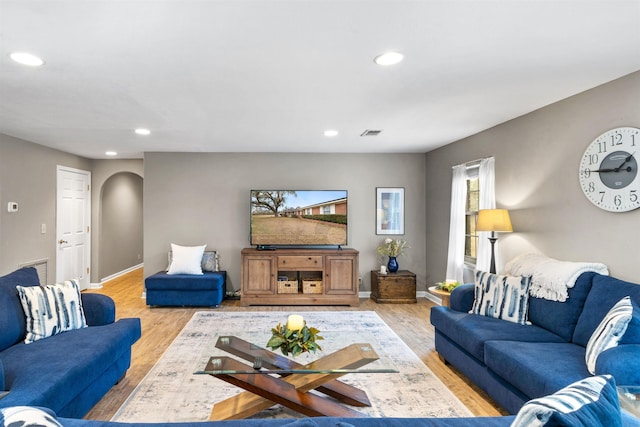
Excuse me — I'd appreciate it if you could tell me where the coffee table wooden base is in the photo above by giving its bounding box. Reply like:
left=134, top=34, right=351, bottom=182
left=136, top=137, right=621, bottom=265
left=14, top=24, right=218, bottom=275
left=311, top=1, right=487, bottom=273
left=205, top=340, right=380, bottom=420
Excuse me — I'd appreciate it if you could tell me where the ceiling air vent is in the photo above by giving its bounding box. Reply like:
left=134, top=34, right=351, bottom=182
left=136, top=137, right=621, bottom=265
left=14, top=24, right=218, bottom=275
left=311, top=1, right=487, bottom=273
left=360, top=129, right=383, bottom=137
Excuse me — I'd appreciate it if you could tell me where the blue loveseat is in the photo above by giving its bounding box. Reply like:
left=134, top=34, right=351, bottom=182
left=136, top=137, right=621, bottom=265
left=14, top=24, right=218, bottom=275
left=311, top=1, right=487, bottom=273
left=431, top=271, right=640, bottom=415
left=0, top=267, right=142, bottom=418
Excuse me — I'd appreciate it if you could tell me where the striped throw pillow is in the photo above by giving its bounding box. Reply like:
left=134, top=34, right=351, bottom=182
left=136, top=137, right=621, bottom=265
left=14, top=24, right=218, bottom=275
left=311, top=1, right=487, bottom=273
left=585, top=296, right=632, bottom=375
left=0, top=406, right=63, bottom=427
left=511, top=375, right=621, bottom=427
left=16, top=279, right=87, bottom=344
left=471, top=271, right=532, bottom=325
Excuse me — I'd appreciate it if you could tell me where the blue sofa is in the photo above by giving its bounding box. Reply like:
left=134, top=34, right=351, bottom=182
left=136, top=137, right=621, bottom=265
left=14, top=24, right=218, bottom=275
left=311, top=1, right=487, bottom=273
left=0, top=267, right=142, bottom=418
left=431, top=271, right=640, bottom=415
left=145, top=271, right=227, bottom=307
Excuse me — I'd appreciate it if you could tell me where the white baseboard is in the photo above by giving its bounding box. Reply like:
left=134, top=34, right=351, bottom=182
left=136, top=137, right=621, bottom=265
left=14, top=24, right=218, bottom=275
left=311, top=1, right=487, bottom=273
left=100, top=263, right=144, bottom=285
left=358, top=290, right=441, bottom=304
left=88, top=282, right=103, bottom=289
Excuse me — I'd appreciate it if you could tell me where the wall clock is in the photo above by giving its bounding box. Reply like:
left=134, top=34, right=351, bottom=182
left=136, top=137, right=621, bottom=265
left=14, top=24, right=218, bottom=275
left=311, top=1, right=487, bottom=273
left=579, top=127, right=640, bottom=212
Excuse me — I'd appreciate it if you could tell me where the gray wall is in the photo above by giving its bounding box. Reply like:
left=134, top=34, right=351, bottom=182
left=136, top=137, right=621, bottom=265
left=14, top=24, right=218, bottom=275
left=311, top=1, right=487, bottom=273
left=425, top=71, right=640, bottom=283
left=143, top=153, right=427, bottom=292
left=0, top=134, right=144, bottom=284
left=99, top=172, right=144, bottom=280
left=0, top=133, right=91, bottom=284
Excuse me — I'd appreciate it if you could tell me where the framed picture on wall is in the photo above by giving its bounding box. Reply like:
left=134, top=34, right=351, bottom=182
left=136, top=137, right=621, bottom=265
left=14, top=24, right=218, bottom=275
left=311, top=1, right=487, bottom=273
left=376, top=187, right=405, bottom=235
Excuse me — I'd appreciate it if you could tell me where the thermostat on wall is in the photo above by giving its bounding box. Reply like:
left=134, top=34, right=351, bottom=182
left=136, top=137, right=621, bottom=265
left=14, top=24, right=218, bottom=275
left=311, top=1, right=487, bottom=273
left=7, top=202, right=18, bottom=213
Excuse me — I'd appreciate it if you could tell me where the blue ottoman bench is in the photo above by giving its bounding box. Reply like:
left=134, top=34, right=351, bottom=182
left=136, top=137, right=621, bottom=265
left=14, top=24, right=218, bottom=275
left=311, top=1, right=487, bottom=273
left=145, top=271, right=227, bottom=307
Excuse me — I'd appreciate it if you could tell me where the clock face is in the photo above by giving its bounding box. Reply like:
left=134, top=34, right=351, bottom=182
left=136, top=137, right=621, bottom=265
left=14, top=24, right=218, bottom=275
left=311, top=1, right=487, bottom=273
left=579, top=127, right=640, bottom=212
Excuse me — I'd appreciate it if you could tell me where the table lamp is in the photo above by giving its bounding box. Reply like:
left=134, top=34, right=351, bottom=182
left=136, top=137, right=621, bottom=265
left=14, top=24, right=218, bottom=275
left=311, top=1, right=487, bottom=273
left=476, top=209, right=513, bottom=274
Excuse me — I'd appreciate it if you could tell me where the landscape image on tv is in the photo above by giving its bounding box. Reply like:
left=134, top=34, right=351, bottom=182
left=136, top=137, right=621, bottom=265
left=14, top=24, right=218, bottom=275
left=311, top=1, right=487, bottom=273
left=250, top=190, right=347, bottom=246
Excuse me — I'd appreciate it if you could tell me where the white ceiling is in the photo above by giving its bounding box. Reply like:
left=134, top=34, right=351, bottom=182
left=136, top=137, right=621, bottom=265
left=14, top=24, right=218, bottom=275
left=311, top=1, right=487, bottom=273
left=1, top=1, right=639, bottom=159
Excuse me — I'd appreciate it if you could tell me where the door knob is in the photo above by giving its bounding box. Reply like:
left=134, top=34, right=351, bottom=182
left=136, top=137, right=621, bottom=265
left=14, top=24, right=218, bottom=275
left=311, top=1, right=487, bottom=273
left=58, top=239, right=68, bottom=244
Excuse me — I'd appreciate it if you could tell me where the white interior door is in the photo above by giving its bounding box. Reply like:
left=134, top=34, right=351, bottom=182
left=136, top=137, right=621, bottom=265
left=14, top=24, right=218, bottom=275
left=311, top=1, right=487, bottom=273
left=56, top=166, right=91, bottom=290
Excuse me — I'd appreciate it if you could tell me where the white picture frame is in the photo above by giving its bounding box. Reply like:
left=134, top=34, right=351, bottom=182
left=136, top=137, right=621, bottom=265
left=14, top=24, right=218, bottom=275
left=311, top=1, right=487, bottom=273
left=376, top=187, right=405, bottom=235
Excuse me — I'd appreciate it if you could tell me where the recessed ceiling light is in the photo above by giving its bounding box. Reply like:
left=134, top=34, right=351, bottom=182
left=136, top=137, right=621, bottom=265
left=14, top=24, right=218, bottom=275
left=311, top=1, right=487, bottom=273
left=134, top=128, right=151, bottom=135
left=9, top=52, right=44, bottom=67
left=105, top=151, right=117, bottom=156
left=374, top=52, right=404, bottom=66
left=324, top=130, right=339, bottom=137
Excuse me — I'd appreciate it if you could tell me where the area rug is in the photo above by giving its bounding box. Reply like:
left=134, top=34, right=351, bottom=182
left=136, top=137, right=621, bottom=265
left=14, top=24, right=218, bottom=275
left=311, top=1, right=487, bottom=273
left=112, top=311, right=472, bottom=422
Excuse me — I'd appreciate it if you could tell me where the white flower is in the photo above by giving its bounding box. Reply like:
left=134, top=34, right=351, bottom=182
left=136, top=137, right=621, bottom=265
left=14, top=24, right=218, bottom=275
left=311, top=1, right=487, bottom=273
left=384, top=238, right=393, bottom=244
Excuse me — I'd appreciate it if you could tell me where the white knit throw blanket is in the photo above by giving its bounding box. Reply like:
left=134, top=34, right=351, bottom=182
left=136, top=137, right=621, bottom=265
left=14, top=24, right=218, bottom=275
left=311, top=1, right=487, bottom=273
left=504, top=253, right=609, bottom=302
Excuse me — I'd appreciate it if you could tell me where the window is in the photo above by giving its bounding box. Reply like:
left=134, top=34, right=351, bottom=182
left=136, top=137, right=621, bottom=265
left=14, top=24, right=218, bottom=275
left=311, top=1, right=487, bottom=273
left=464, top=169, right=480, bottom=264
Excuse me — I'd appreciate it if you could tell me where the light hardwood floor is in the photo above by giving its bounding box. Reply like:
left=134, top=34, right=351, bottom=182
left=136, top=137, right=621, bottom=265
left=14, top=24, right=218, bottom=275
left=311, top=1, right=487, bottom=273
left=84, top=268, right=507, bottom=420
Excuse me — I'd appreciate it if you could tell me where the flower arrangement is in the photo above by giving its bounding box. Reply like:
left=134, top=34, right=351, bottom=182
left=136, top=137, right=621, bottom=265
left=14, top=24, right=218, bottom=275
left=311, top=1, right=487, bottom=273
left=376, top=238, right=409, bottom=258
left=266, top=315, right=324, bottom=357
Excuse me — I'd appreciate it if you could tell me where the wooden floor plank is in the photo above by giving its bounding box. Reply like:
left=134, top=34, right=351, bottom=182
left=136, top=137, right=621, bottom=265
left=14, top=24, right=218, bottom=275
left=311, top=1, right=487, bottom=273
left=83, top=268, right=506, bottom=420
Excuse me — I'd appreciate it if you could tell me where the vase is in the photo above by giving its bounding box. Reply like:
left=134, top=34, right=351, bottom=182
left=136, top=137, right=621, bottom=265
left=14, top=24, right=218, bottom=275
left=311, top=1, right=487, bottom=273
left=387, top=256, right=399, bottom=273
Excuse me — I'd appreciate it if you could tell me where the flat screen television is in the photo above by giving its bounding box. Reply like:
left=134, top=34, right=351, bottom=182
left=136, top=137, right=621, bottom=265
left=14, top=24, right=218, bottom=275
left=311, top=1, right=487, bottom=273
left=250, top=190, right=348, bottom=247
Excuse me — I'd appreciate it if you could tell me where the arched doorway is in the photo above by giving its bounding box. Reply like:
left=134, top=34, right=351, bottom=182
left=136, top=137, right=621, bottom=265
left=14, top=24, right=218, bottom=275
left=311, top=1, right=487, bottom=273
left=99, top=172, right=143, bottom=280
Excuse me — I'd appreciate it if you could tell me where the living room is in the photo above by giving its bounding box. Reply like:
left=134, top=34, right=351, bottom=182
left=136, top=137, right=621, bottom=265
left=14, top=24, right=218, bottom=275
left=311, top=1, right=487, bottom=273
left=1, top=1, right=640, bottom=426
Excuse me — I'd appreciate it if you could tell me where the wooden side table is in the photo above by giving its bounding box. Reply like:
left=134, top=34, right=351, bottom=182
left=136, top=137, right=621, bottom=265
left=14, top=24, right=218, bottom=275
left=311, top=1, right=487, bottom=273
left=370, top=270, right=416, bottom=304
left=427, top=286, right=451, bottom=308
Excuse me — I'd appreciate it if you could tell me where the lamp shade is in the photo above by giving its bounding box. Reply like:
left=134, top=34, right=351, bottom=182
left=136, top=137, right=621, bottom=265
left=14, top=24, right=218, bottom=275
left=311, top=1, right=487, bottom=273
left=476, top=209, right=513, bottom=232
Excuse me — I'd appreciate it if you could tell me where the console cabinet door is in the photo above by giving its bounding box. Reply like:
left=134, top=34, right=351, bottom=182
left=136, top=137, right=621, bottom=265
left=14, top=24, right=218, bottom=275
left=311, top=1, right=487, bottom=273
left=325, top=255, right=357, bottom=295
left=242, top=255, right=275, bottom=294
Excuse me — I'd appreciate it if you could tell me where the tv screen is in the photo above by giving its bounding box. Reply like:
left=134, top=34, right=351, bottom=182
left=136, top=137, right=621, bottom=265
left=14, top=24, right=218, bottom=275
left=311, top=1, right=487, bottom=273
left=250, top=190, right=348, bottom=247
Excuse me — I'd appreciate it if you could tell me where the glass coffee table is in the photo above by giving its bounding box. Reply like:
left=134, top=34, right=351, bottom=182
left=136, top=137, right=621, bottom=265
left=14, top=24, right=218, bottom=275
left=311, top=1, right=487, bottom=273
left=195, top=335, right=398, bottom=420
left=618, top=386, right=640, bottom=419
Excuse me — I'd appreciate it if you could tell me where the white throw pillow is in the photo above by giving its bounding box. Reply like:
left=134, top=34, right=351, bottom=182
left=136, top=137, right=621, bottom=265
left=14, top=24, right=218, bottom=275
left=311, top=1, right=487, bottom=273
left=16, top=279, right=87, bottom=344
left=167, top=243, right=206, bottom=275
left=0, top=406, right=63, bottom=427
left=471, top=270, right=532, bottom=325
left=585, top=296, right=632, bottom=374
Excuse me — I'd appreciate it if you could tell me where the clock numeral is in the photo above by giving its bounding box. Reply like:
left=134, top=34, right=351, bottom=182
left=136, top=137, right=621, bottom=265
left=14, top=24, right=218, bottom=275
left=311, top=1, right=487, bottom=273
left=610, top=133, right=623, bottom=146
left=598, top=141, right=607, bottom=153
left=588, top=182, right=596, bottom=193
left=632, top=134, right=637, bottom=147
left=580, top=169, right=591, bottom=179
left=614, top=195, right=622, bottom=207
left=631, top=190, right=638, bottom=204
left=588, top=154, right=598, bottom=165
left=599, top=191, right=605, bottom=203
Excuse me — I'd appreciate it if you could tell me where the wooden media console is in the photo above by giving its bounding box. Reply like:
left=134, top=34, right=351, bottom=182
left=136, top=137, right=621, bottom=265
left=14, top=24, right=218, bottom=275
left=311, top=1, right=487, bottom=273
left=240, top=247, right=359, bottom=306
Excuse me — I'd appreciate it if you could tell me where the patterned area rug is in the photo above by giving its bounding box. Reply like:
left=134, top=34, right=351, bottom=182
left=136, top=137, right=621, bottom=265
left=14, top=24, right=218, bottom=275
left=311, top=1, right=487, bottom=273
left=112, top=311, right=471, bottom=422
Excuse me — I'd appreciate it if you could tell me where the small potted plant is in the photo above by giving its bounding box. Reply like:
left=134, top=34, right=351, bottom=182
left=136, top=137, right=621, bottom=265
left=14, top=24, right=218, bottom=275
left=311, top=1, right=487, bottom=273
left=376, top=238, right=409, bottom=273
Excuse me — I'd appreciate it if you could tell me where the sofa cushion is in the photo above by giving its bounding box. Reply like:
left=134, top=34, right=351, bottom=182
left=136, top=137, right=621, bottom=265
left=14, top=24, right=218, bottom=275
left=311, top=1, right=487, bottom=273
left=0, top=268, right=41, bottom=352
left=145, top=272, right=225, bottom=291
left=484, top=341, right=590, bottom=399
left=167, top=244, right=206, bottom=275
left=585, top=296, right=632, bottom=374
left=573, top=274, right=640, bottom=346
left=527, top=271, right=595, bottom=342
left=510, top=375, right=621, bottom=427
left=16, top=279, right=87, bottom=343
left=430, top=307, right=565, bottom=361
left=471, top=271, right=531, bottom=325
left=621, top=300, right=640, bottom=345
left=0, top=406, right=62, bottom=427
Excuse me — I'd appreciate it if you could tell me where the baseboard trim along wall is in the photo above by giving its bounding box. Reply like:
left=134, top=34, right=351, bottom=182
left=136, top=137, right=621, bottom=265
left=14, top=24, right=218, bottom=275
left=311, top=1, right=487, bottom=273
left=100, top=263, right=144, bottom=286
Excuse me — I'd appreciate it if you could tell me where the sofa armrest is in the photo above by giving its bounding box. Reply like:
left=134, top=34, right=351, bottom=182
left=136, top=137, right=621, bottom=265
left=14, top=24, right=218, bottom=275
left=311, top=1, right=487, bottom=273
left=596, top=344, right=640, bottom=385
left=450, top=283, right=475, bottom=312
left=81, top=293, right=116, bottom=326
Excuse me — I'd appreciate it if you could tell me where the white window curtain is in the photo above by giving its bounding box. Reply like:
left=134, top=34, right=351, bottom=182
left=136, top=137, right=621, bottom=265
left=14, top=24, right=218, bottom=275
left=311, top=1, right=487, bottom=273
left=476, top=157, right=497, bottom=272
left=445, top=164, right=467, bottom=283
